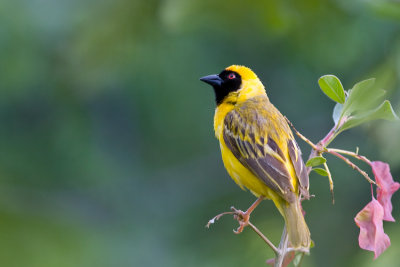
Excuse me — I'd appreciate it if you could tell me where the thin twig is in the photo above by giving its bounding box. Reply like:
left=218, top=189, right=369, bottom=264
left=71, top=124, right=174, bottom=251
left=274, top=225, right=289, bottom=267
left=319, top=125, right=337, bottom=147
left=327, top=150, right=376, bottom=185
left=248, top=221, right=279, bottom=254
left=327, top=148, right=371, bottom=165
left=323, top=161, right=335, bottom=204
left=287, top=248, right=309, bottom=253
left=205, top=211, right=235, bottom=228
left=206, top=210, right=279, bottom=254
left=285, top=117, right=319, bottom=150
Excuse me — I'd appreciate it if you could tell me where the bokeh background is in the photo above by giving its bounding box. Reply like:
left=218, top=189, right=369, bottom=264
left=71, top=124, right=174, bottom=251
left=1, top=0, right=400, bottom=266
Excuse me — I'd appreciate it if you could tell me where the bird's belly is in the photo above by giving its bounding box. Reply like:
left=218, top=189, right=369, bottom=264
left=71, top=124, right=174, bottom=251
left=220, top=140, right=274, bottom=199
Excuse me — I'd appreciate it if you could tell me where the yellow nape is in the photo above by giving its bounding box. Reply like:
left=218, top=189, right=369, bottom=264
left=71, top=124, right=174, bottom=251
left=226, top=65, right=258, bottom=81
left=214, top=65, right=268, bottom=137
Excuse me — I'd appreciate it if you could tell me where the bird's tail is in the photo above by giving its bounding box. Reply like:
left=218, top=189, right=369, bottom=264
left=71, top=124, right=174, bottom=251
left=275, top=197, right=311, bottom=250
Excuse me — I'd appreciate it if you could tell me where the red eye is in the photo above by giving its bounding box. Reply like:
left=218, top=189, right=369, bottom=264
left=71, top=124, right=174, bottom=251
left=228, top=73, right=236, bottom=80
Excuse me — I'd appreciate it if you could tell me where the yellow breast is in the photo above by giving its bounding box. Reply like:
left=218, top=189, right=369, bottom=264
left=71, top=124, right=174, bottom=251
left=214, top=101, right=277, bottom=199
left=219, top=135, right=277, bottom=199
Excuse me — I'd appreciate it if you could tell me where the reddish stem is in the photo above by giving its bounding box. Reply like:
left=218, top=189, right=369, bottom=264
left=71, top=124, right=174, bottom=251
left=370, top=183, right=374, bottom=199
left=320, top=126, right=336, bottom=147
left=327, top=150, right=375, bottom=185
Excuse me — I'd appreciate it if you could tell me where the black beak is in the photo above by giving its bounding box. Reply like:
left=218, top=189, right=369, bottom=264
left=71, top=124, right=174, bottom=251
left=200, top=74, right=223, bottom=87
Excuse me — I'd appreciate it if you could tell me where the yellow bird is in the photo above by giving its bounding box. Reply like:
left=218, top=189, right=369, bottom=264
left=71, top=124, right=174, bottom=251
left=200, top=65, right=311, bottom=250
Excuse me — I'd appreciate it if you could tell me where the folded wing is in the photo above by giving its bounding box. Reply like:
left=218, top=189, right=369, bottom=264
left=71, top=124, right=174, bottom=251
left=223, top=99, right=309, bottom=202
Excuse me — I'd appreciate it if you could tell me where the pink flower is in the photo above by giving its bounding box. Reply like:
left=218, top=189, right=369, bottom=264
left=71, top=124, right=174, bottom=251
left=354, top=198, right=390, bottom=259
left=371, top=161, right=400, bottom=222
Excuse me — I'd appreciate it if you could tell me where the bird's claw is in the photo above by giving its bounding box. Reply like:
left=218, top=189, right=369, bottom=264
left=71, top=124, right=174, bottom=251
left=230, top=206, right=250, bottom=234
left=206, top=206, right=253, bottom=233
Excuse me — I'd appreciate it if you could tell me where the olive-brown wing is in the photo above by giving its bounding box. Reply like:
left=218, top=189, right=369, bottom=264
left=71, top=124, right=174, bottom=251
left=223, top=109, right=296, bottom=203
left=288, top=139, right=310, bottom=198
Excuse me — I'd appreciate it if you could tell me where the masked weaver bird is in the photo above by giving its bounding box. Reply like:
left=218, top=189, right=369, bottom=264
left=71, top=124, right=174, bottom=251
left=200, top=65, right=311, bottom=250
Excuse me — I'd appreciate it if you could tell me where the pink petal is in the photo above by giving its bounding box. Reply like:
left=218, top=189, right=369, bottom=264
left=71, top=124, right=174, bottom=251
left=371, top=161, right=400, bottom=222
left=354, top=198, right=391, bottom=259
left=266, top=251, right=295, bottom=267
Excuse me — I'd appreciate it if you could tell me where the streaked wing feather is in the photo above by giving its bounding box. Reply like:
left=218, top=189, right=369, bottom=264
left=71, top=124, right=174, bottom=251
left=267, top=137, right=285, bottom=159
left=223, top=110, right=296, bottom=202
left=288, top=139, right=309, bottom=198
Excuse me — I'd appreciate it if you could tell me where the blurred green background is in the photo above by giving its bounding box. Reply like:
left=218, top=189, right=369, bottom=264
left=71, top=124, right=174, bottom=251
left=1, top=0, right=400, bottom=266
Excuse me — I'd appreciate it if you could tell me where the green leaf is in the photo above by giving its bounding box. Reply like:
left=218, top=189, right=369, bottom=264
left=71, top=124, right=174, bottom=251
left=341, top=78, right=375, bottom=116
left=293, top=253, right=304, bottom=267
left=339, top=100, right=399, bottom=133
left=341, top=78, right=386, bottom=117
left=318, top=75, right=346, bottom=104
left=306, top=156, right=327, bottom=167
left=313, top=168, right=328, bottom=176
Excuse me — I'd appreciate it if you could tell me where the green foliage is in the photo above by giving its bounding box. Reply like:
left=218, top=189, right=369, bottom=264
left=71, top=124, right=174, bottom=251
left=306, top=156, right=327, bottom=167
left=319, top=76, right=399, bottom=141
left=340, top=100, right=399, bottom=133
left=341, top=79, right=381, bottom=116
left=293, top=253, right=304, bottom=267
left=318, top=75, right=346, bottom=104
left=332, top=103, right=344, bottom=125
left=337, top=78, right=399, bottom=132
left=312, top=168, right=329, bottom=176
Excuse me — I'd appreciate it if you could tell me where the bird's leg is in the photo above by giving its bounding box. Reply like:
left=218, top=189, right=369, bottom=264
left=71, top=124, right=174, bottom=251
left=231, top=196, right=264, bottom=234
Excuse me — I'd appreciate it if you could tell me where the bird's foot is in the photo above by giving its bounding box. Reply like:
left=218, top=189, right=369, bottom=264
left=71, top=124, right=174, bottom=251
left=206, top=197, right=263, bottom=233
left=205, top=207, right=250, bottom=233
left=230, top=206, right=250, bottom=234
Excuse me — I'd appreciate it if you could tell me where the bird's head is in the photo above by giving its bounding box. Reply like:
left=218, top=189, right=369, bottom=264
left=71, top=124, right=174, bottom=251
left=200, top=65, right=266, bottom=105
